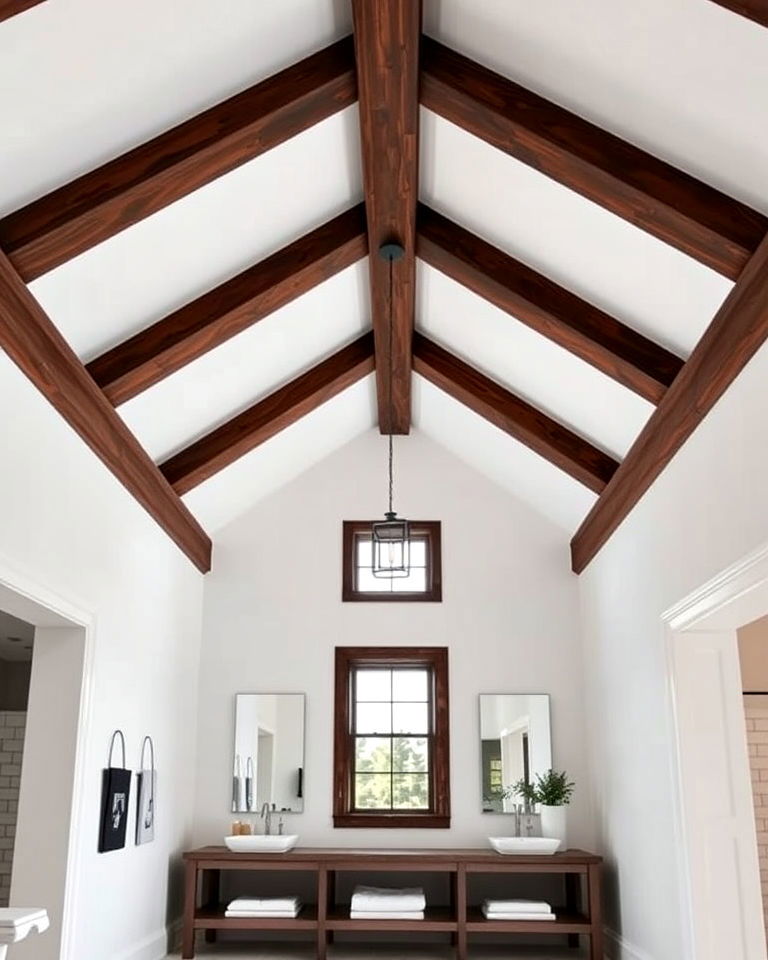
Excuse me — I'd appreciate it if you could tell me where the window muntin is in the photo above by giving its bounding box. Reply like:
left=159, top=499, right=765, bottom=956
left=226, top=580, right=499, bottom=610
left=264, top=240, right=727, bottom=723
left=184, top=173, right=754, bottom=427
left=342, top=522, right=442, bottom=602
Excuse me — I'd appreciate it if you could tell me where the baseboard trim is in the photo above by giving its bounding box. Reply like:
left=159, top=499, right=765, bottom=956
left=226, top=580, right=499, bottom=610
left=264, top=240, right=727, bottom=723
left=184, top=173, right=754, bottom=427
left=605, top=925, right=655, bottom=960
left=112, top=918, right=181, bottom=960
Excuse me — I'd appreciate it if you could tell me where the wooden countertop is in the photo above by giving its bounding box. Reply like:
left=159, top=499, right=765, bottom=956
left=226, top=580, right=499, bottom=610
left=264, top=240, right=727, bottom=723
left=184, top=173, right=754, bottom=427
left=184, top=845, right=601, bottom=864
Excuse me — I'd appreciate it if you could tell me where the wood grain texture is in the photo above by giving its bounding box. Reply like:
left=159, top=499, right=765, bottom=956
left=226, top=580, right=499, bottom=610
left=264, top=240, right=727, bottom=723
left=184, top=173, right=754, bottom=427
left=708, top=0, right=768, bottom=27
left=417, top=204, right=683, bottom=403
left=0, top=38, right=357, bottom=281
left=0, top=250, right=211, bottom=572
left=420, top=37, right=767, bottom=279
left=571, top=230, right=768, bottom=573
left=87, top=205, right=368, bottom=405
left=160, top=333, right=375, bottom=494
left=352, top=0, right=421, bottom=433
left=413, top=333, right=619, bottom=493
left=0, top=0, right=46, bottom=23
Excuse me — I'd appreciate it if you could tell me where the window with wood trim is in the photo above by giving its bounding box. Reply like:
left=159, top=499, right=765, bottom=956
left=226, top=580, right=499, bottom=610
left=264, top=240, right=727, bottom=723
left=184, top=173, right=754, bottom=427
left=333, top=647, right=450, bottom=828
left=342, top=521, right=442, bottom=601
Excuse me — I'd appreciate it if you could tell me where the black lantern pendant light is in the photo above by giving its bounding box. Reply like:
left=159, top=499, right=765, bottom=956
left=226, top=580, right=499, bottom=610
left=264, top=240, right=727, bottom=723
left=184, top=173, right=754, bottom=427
left=372, top=242, right=410, bottom=579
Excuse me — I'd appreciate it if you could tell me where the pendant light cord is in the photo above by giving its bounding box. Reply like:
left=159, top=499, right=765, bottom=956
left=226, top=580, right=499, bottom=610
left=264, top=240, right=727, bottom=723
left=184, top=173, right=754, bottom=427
left=388, top=252, right=394, bottom=516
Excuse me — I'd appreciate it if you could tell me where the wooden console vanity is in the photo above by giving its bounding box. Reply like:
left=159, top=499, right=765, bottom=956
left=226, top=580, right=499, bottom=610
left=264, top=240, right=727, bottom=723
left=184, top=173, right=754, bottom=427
left=182, top=846, right=603, bottom=959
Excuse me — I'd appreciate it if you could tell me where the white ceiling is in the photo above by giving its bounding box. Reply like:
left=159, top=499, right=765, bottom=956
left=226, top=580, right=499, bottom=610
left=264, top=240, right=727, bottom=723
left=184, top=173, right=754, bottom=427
left=1, top=0, right=766, bottom=543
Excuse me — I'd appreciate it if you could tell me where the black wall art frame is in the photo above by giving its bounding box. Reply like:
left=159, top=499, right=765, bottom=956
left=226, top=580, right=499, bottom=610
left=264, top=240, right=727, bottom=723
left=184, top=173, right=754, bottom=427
left=98, top=730, right=131, bottom=853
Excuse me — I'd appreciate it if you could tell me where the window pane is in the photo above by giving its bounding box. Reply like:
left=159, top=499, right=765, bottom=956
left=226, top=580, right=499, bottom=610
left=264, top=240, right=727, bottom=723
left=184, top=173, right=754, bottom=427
left=355, top=737, right=392, bottom=773
left=390, top=567, right=427, bottom=592
left=355, top=773, right=392, bottom=809
left=356, top=702, right=392, bottom=734
left=409, top=539, right=427, bottom=566
left=393, top=669, right=428, bottom=702
left=356, top=669, right=391, bottom=701
left=392, top=702, right=428, bottom=734
left=393, top=773, right=429, bottom=809
left=356, top=567, right=394, bottom=592
left=393, top=737, right=428, bottom=772
left=356, top=535, right=373, bottom=566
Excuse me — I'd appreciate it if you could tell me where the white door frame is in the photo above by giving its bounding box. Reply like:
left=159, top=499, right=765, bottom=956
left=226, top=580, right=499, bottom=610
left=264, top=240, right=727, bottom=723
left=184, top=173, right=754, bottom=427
left=664, top=542, right=768, bottom=960
left=0, top=554, right=94, bottom=960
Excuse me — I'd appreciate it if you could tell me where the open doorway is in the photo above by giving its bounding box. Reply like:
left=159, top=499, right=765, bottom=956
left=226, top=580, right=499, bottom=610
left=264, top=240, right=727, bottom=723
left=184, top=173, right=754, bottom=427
left=665, top=544, right=768, bottom=960
left=0, top=610, right=34, bottom=909
left=0, top=569, right=91, bottom=960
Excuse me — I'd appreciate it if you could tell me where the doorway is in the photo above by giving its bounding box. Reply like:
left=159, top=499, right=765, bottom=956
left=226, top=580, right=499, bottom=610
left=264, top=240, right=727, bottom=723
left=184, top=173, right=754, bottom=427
left=0, top=565, right=91, bottom=960
left=665, top=543, right=768, bottom=960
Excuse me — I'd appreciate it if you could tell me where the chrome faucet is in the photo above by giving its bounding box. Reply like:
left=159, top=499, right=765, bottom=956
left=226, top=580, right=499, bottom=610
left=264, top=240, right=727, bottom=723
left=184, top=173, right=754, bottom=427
left=513, top=804, right=522, bottom=837
left=260, top=802, right=273, bottom=836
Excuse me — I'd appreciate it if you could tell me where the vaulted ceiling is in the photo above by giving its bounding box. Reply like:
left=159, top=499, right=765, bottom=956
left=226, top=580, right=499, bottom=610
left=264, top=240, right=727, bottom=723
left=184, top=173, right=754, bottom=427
left=0, top=0, right=767, bottom=574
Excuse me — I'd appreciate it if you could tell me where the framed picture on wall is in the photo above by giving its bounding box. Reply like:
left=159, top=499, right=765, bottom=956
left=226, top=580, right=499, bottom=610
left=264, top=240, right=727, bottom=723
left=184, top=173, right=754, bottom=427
left=98, top=731, right=131, bottom=853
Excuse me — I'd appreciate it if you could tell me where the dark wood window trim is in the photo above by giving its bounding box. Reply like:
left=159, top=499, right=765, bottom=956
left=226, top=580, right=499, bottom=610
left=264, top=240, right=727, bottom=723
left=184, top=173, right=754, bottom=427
left=342, top=521, right=442, bottom=602
left=0, top=0, right=47, bottom=24
left=333, top=647, right=451, bottom=828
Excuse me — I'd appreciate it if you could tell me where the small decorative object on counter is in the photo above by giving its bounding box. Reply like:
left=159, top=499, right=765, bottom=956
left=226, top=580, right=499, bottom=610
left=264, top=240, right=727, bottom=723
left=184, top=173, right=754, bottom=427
left=532, top=769, right=574, bottom=848
left=135, top=735, right=156, bottom=845
left=98, top=730, right=131, bottom=853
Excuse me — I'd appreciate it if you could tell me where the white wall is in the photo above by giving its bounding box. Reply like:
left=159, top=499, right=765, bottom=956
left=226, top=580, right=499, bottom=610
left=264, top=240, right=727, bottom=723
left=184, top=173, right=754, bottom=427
left=0, top=352, right=204, bottom=960
left=193, top=430, right=592, bottom=848
left=579, top=339, right=768, bottom=960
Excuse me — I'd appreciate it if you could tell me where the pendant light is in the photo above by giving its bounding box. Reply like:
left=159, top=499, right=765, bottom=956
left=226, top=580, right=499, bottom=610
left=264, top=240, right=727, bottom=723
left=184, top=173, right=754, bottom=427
left=371, top=241, right=410, bottom=579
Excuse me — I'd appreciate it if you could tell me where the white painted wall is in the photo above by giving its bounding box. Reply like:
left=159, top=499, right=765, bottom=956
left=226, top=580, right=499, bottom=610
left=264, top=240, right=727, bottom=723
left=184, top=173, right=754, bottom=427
left=193, top=430, right=592, bottom=848
left=0, top=351, right=204, bottom=960
left=579, top=339, right=768, bottom=960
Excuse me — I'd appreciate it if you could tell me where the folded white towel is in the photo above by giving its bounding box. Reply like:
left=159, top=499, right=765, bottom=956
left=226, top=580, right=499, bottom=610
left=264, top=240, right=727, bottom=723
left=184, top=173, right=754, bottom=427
left=227, top=896, right=301, bottom=912
left=481, top=905, right=556, bottom=921
left=349, top=911, right=425, bottom=920
left=350, top=885, right=426, bottom=912
left=224, top=908, right=301, bottom=918
left=482, top=899, right=552, bottom=914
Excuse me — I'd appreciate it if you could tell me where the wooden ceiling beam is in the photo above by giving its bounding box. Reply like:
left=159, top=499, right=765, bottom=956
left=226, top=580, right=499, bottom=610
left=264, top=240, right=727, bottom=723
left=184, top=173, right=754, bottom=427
left=417, top=204, right=683, bottom=404
left=87, top=205, right=368, bottom=406
left=0, top=250, right=212, bottom=572
left=571, top=230, right=768, bottom=573
left=420, top=37, right=767, bottom=280
left=708, top=1, right=768, bottom=28
left=0, top=0, right=46, bottom=23
left=0, top=37, right=357, bottom=281
left=161, top=333, right=375, bottom=495
left=413, top=332, right=619, bottom=493
left=351, top=0, right=421, bottom=434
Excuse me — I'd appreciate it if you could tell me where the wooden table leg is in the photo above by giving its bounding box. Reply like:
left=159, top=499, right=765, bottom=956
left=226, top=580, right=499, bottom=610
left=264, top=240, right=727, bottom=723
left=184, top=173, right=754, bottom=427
left=203, top=868, right=220, bottom=943
left=326, top=868, right=336, bottom=944
left=565, top=871, right=580, bottom=948
left=588, top=863, right=604, bottom=960
left=316, top=865, right=328, bottom=960
left=456, top=863, right=467, bottom=960
left=181, top=859, right=197, bottom=959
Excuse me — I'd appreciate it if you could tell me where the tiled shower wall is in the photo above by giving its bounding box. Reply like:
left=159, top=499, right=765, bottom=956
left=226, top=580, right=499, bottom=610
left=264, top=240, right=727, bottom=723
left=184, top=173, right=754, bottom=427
left=745, top=697, right=768, bottom=926
left=0, top=710, right=26, bottom=907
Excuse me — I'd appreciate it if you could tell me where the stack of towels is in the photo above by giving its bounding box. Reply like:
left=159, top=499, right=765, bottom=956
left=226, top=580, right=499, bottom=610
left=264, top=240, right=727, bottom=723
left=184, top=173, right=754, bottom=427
left=481, top=898, right=555, bottom=921
left=350, top=885, right=426, bottom=920
left=225, top=895, right=303, bottom=919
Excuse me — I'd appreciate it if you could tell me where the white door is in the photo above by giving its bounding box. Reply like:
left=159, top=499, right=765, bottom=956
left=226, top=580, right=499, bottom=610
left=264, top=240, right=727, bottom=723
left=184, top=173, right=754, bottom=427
left=671, top=628, right=766, bottom=960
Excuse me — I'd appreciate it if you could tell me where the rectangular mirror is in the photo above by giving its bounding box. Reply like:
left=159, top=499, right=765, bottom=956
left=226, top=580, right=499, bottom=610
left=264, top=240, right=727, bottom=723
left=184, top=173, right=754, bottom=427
left=233, top=694, right=305, bottom=813
left=479, top=694, right=551, bottom=813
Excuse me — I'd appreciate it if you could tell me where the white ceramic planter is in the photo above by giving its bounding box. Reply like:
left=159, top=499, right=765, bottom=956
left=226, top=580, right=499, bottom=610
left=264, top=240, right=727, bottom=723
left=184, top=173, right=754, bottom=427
left=539, top=804, right=568, bottom=848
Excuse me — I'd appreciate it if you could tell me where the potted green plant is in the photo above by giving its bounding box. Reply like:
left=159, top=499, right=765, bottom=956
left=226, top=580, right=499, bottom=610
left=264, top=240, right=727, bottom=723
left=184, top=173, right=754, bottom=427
left=532, top=769, right=574, bottom=846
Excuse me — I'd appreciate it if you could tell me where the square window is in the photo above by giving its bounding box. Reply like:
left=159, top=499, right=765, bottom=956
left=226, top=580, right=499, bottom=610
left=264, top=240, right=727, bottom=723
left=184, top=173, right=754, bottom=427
left=342, top=522, right=442, bottom=602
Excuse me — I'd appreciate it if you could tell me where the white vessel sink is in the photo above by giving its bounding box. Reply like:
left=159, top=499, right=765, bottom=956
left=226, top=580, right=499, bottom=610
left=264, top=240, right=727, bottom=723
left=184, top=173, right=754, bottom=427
left=225, top=834, right=299, bottom=853
left=488, top=836, right=561, bottom=855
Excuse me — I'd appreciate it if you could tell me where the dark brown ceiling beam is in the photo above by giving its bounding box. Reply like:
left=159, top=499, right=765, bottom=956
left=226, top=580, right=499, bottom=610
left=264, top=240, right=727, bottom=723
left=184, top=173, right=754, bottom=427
left=417, top=204, right=683, bottom=404
left=571, top=229, right=768, bottom=573
left=0, top=0, right=46, bottom=23
left=0, top=38, right=357, bottom=281
left=161, top=333, right=375, bottom=495
left=352, top=0, right=421, bottom=434
left=87, top=205, right=368, bottom=406
left=0, top=250, right=211, bottom=572
left=413, top=332, right=619, bottom=493
left=420, top=37, right=767, bottom=280
left=708, top=0, right=768, bottom=27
